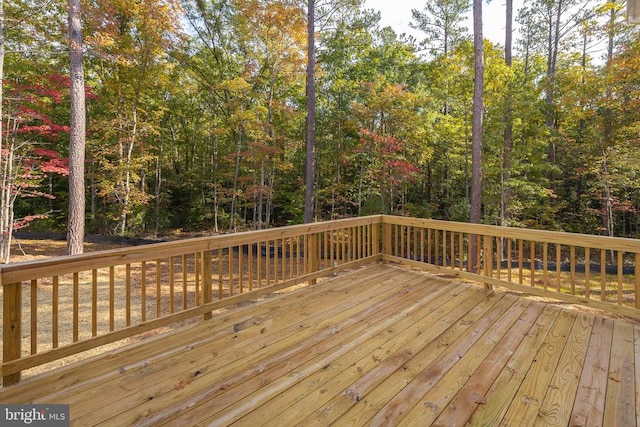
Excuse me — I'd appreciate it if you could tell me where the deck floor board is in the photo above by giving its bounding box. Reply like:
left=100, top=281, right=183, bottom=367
left=0, top=264, right=638, bottom=426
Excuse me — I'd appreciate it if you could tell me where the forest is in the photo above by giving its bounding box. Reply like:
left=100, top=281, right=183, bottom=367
left=2, top=0, right=640, bottom=262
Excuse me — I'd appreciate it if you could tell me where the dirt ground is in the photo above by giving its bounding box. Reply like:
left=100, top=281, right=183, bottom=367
left=9, top=238, right=124, bottom=263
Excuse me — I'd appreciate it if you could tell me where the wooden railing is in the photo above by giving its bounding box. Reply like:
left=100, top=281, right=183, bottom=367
left=3, top=214, right=640, bottom=386
left=1, top=217, right=381, bottom=386
left=381, top=215, right=640, bottom=319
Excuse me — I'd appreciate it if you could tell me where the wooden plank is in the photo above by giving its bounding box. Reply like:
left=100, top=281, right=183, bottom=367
left=178, top=277, right=470, bottom=426
left=569, top=316, right=614, bottom=426
left=52, top=267, right=403, bottom=406
left=309, top=293, right=515, bottom=426
left=248, top=284, right=479, bottom=427
left=397, top=301, right=546, bottom=426
left=262, top=285, right=503, bottom=427
left=534, top=311, right=593, bottom=426
left=72, top=269, right=440, bottom=425
left=500, top=308, right=578, bottom=426
left=424, top=301, right=549, bottom=425
left=468, top=304, right=563, bottom=425
left=603, top=320, right=635, bottom=425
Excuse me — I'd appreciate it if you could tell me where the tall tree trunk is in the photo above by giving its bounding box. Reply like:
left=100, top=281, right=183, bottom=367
left=304, top=0, right=315, bottom=224
left=601, top=7, right=616, bottom=239
left=470, top=0, right=484, bottom=273
left=0, top=0, right=8, bottom=262
left=67, top=0, right=86, bottom=254
left=546, top=0, right=563, bottom=192
left=501, top=0, right=513, bottom=231
left=229, top=126, right=243, bottom=231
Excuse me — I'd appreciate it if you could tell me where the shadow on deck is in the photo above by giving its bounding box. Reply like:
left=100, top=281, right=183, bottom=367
left=0, top=263, right=637, bottom=426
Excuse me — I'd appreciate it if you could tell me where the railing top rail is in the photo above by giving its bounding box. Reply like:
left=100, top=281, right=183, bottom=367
left=1, top=216, right=382, bottom=285
left=381, top=215, right=640, bottom=253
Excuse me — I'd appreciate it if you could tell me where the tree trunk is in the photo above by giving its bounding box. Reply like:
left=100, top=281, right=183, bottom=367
left=304, top=0, right=315, bottom=224
left=546, top=0, right=562, bottom=192
left=67, top=0, right=86, bottom=254
left=501, top=0, right=513, bottom=230
left=470, top=0, right=484, bottom=273
left=0, top=0, right=8, bottom=262
left=229, top=126, right=243, bottom=231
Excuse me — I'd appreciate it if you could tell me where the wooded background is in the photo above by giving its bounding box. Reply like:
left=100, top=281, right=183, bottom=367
left=2, top=0, right=640, bottom=246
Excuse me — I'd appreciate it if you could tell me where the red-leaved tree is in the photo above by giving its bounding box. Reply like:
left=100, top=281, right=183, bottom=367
left=1, top=75, right=70, bottom=263
left=359, top=129, right=420, bottom=214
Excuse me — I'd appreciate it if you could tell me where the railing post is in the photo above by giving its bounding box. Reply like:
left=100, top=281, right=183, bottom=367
left=3, top=281, right=22, bottom=386
left=383, top=221, right=392, bottom=259
left=201, top=250, right=213, bottom=320
left=307, top=234, right=317, bottom=285
left=373, top=222, right=381, bottom=256
left=484, top=236, right=493, bottom=290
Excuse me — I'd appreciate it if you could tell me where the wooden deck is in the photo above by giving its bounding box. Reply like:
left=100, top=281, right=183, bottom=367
left=1, top=263, right=638, bottom=426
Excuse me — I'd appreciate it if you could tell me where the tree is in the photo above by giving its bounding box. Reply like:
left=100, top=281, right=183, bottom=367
left=501, top=0, right=513, bottom=228
left=305, top=0, right=316, bottom=224
left=410, top=0, right=470, bottom=58
left=470, top=0, right=483, bottom=272
left=66, top=0, right=85, bottom=255
left=85, top=0, right=182, bottom=235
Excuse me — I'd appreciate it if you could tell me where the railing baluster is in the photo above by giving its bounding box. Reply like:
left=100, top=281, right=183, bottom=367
left=31, top=279, right=37, bottom=354
left=182, top=255, right=188, bottom=310
left=266, top=240, right=272, bottom=287
left=507, top=239, right=512, bottom=281
left=195, top=254, right=200, bottom=305
left=229, top=246, right=235, bottom=295
left=442, top=230, right=447, bottom=267
left=156, top=260, right=161, bottom=318
left=92, top=269, right=98, bottom=337
left=585, top=247, right=591, bottom=299
left=202, top=250, right=213, bottom=320
left=459, top=232, right=464, bottom=271
left=169, top=257, right=175, bottom=314
left=53, top=276, right=59, bottom=348
left=141, top=262, right=147, bottom=322
left=109, top=267, right=115, bottom=331
left=126, top=264, right=131, bottom=327
left=600, top=249, right=606, bottom=301
left=518, top=240, right=524, bottom=284
left=257, top=241, right=263, bottom=288
left=530, top=242, right=535, bottom=287
left=570, top=246, right=576, bottom=295
left=73, top=272, right=79, bottom=342
left=239, top=244, right=244, bottom=294
left=617, top=251, right=623, bottom=305
left=556, top=244, right=561, bottom=293
left=496, top=237, right=502, bottom=279
left=218, top=248, right=223, bottom=299
left=543, top=243, right=548, bottom=290
left=249, top=243, right=254, bottom=291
